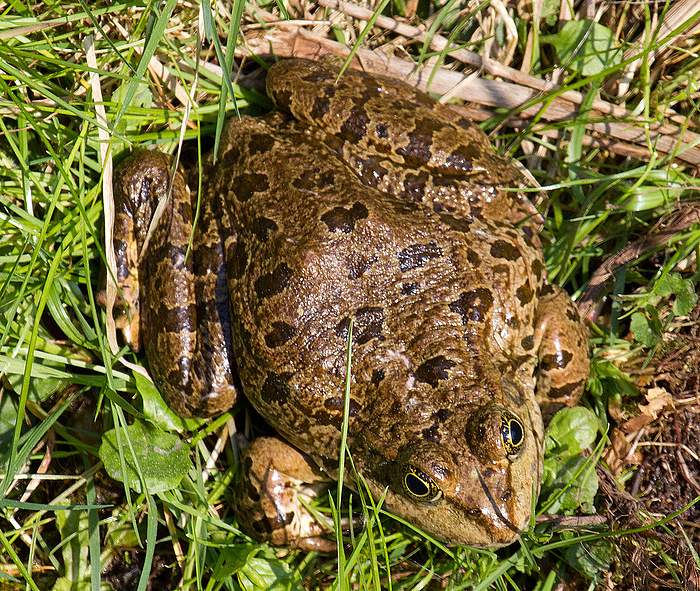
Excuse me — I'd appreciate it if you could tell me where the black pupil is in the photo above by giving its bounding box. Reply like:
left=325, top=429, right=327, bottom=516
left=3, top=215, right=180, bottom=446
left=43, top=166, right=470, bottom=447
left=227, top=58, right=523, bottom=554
left=507, top=419, right=523, bottom=445
left=405, top=473, right=429, bottom=496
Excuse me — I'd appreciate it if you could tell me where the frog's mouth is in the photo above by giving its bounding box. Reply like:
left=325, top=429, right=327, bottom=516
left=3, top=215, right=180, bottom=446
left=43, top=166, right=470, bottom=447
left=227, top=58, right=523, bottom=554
left=475, top=468, right=523, bottom=536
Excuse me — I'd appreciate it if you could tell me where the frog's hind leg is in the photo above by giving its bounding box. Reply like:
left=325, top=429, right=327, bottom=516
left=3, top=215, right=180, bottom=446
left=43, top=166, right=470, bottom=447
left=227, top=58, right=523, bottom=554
left=234, top=436, right=337, bottom=552
left=112, top=150, right=240, bottom=417
left=534, top=284, right=590, bottom=420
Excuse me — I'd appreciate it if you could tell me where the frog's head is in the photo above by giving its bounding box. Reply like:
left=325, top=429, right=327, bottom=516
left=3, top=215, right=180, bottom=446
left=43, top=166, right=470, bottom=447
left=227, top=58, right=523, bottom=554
left=364, top=400, right=543, bottom=548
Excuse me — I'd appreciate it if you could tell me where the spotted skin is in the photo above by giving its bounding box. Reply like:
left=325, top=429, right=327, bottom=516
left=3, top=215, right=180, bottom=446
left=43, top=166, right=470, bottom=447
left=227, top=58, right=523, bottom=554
left=110, top=58, right=589, bottom=549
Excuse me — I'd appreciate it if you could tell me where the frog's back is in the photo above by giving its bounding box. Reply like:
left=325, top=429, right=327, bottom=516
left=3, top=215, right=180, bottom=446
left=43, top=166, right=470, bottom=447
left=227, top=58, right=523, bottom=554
left=212, top=113, right=543, bottom=464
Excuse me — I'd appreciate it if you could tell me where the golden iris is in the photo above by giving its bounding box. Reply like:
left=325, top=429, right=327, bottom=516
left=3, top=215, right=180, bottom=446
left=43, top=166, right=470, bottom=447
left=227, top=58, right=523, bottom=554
left=500, top=410, right=525, bottom=457
left=401, top=465, right=443, bottom=503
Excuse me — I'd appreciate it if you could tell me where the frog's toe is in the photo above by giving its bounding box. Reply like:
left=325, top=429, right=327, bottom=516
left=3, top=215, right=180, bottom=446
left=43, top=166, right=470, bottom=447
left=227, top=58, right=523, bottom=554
left=233, top=436, right=335, bottom=549
left=534, top=284, right=590, bottom=419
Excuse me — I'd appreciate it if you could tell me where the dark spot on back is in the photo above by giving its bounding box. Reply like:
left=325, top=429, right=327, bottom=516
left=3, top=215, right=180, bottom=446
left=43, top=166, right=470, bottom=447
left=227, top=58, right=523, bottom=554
left=395, top=117, right=440, bottom=168
left=375, top=122, right=388, bottom=138
left=422, top=423, right=441, bottom=443
left=260, top=371, right=293, bottom=405
left=352, top=155, right=389, bottom=190
left=247, top=134, right=275, bottom=155
left=466, top=249, right=480, bottom=266
left=439, top=212, right=472, bottom=233
left=318, top=173, right=335, bottom=187
left=546, top=381, right=581, bottom=399
left=541, top=283, right=556, bottom=296
left=254, top=262, right=292, bottom=299
left=398, top=241, right=442, bottom=271
left=449, top=288, right=494, bottom=324
left=311, top=95, right=330, bottom=119
left=401, top=282, right=419, bottom=295
left=435, top=408, right=452, bottom=421
left=521, top=335, right=534, bottom=351
left=566, top=305, right=582, bottom=322
left=228, top=236, right=247, bottom=279
left=516, top=282, right=534, bottom=305
left=442, top=147, right=474, bottom=174
left=399, top=171, right=429, bottom=202
left=324, top=397, right=343, bottom=412
left=264, top=321, right=297, bottom=348
left=340, top=106, right=370, bottom=143
left=251, top=216, right=278, bottom=242
left=531, top=258, right=544, bottom=280
left=321, top=396, right=361, bottom=418
left=245, top=481, right=260, bottom=502
left=348, top=254, right=377, bottom=279
left=312, top=410, right=341, bottom=427
left=371, top=368, right=385, bottom=385
left=511, top=354, right=531, bottom=369
left=321, top=202, right=369, bottom=234
left=335, top=307, right=385, bottom=345
left=414, top=355, right=456, bottom=388
left=292, top=166, right=334, bottom=191
left=490, top=239, right=521, bottom=261
left=253, top=511, right=294, bottom=534
left=269, top=87, right=292, bottom=110
left=335, top=317, right=351, bottom=341
left=234, top=172, right=269, bottom=202
left=354, top=306, right=385, bottom=345
left=312, top=396, right=360, bottom=429
left=540, top=350, right=573, bottom=371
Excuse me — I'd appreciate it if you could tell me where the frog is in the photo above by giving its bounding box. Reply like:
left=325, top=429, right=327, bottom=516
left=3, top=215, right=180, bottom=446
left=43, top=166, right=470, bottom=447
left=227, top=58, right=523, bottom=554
left=110, top=57, right=590, bottom=549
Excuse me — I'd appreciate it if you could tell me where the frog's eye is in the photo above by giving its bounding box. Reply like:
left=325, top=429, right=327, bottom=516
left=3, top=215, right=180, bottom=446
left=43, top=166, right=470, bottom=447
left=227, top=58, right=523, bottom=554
left=401, top=464, right=443, bottom=503
left=465, top=405, right=527, bottom=463
left=500, top=410, right=525, bottom=458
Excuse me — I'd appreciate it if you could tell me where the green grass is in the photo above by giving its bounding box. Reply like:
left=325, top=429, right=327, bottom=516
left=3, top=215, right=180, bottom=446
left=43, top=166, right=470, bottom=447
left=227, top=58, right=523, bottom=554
left=2, top=0, right=700, bottom=589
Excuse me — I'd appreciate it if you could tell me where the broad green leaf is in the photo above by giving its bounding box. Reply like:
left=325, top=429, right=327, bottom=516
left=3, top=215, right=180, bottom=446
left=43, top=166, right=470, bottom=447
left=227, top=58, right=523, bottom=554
left=673, top=278, right=698, bottom=317
left=236, top=556, right=301, bottom=591
left=541, top=20, right=621, bottom=76
left=562, top=533, right=613, bottom=582
left=541, top=407, right=600, bottom=514
left=656, top=272, right=684, bottom=298
left=630, top=310, right=661, bottom=347
left=135, top=371, right=207, bottom=432
left=542, top=454, right=599, bottom=513
left=212, top=543, right=260, bottom=579
left=656, top=273, right=698, bottom=317
left=545, top=406, right=598, bottom=457
left=99, top=420, right=191, bottom=494
left=54, top=499, right=108, bottom=589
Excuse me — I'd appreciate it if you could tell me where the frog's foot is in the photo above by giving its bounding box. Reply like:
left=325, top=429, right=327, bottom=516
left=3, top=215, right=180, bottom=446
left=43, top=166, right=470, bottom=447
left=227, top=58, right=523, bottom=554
left=534, top=284, right=590, bottom=420
left=104, top=150, right=176, bottom=351
left=234, top=436, right=337, bottom=551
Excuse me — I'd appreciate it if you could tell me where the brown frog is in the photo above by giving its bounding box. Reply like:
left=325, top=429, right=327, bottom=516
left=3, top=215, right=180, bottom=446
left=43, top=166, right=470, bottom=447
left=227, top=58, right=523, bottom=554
left=111, top=57, right=589, bottom=549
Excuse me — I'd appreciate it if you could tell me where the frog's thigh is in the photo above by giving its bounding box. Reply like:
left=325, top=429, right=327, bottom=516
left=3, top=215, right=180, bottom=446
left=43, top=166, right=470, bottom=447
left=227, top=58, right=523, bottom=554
left=534, top=284, right=590, bottom=418
left=235, top=436, right=335, bottom=551
left=112, top=150, right=240, bottom=417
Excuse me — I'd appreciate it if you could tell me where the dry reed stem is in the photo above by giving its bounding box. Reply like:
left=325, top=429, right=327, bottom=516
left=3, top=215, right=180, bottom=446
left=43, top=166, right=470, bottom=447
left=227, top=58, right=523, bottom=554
left=232, top=1, right=700, bottom=166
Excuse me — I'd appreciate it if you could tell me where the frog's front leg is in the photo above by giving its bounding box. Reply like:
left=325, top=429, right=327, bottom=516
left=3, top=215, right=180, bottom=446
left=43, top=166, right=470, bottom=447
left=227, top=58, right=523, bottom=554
left=534, top=284, right=590, bottom=420
left=234, top=436, right=336, bottom=552
left=112, top=150, right=239, bottom=417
